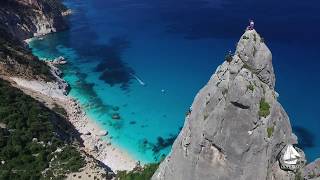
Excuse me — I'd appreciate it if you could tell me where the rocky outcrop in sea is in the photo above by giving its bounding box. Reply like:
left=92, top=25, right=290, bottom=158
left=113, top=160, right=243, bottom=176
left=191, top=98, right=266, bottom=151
left=152, top=30, right=320, bottom=180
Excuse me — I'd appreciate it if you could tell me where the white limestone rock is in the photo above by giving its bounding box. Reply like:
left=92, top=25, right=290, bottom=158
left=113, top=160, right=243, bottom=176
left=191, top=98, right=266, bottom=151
left=152, top=30, right=306, bottom=180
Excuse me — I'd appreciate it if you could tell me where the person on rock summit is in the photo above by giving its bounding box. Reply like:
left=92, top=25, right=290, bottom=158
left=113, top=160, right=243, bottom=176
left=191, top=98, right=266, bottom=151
left=247, top=19, right=254, bottom=30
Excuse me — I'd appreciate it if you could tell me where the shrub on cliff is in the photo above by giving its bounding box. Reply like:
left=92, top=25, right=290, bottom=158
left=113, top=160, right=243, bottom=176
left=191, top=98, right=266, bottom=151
left=224, top=51, right=233, bottom=62
left=116, top=162, right=160, bottom=180
left=267, top=126, right=274, bottom=138
left=259, top=98, right=271, bottom=118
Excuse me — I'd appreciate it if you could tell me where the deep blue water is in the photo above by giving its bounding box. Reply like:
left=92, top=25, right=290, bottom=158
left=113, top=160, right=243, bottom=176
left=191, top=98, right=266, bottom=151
left=29, top=0, right=320, bottom=162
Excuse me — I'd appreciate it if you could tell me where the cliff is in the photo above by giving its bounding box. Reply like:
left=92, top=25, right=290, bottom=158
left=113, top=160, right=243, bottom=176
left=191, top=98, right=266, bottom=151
left=0, top=0, right=68, bottom=40
left=0, top=0, right=69, bottom=81
left=152, top=30, right=320, bottom=180
left=0, top=29, right=55, bottom=81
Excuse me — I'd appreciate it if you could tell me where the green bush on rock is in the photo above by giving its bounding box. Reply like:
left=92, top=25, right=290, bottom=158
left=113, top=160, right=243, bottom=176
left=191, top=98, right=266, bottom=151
left=224, top=51, right=233, bottom=62
left=247, top=84, right=254, bottom=91
left=259, top=98, right=270, bottom=118
left=242, top=35, right=249, bottom=40
left=267, top=126, right=274, bottom=138
left=116, top=162, right=160, bottom=180
left=52, top=103, right=68, bottom=117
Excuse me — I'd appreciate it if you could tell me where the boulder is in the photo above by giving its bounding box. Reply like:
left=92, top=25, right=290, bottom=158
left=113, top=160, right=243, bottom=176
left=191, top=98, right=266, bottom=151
left=83, top=130, right=91, bottom=135
left=112, top=113, right=121, bottom=120
left=97, top=130, right=108, bottom=136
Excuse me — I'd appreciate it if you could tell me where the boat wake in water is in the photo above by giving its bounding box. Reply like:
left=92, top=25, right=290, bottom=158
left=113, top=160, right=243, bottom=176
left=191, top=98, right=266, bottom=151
left=130, top=73, right=146, bottom=86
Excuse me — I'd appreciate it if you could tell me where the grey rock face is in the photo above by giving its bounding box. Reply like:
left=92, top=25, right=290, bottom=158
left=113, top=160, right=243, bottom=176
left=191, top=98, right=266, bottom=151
left=152, top=30, right=302, bottom=180
left=0, top=0, right=68, bottom=40
left=303, top=159, right=320, bottom=179
left=236, top=30, right=275, bottom=89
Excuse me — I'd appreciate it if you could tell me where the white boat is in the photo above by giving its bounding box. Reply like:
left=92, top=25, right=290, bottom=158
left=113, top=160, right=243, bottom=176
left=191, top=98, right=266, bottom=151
left=283, top=145, right=301, bottom=165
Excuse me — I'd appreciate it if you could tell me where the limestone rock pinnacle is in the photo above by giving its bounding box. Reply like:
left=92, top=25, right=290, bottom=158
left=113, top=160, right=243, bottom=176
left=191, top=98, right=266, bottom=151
left=152, top=30, right=305, bottom=180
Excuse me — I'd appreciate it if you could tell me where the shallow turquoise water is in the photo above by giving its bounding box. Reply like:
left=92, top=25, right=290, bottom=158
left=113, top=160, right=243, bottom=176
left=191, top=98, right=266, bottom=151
left=29, top=6, right=233, bottom=163
left=28, top=0, right=320, bottom=162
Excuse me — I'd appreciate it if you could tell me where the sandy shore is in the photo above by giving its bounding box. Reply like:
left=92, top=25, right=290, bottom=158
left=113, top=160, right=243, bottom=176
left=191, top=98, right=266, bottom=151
left=9, top=62, right=137, bottom=172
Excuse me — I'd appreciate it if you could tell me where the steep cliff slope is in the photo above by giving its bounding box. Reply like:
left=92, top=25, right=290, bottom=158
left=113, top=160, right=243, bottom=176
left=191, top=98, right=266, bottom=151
left=0, top=0, right=68, bottom=80
left=153, top=30, right=319, bottom=180
left=0, top=0, right=68, bottom=40
left=0, top=29, right=54, bottom=81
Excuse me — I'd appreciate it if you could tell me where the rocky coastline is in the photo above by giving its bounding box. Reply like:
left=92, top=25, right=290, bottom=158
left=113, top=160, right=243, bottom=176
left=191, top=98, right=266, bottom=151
left=9, top=59, right=138, bottom=173
left=0, top=0, right=69, bottom=40
left=2, top=1, right=319, bottom=179
left=0, top=0, right=137, bottom=178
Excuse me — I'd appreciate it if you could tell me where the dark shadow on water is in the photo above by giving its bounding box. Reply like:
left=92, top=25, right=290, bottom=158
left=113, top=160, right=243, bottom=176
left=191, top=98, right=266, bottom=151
left=293, top=126, right=315, bottom=149
left=138, top=129, right=180, bottom=161
left=93, top=37, right=134, bottom=91
left=30, top=6, right=134, bottom=119
left=152, top=134, right=177, bottom=154
left=110, top=121, right=123, bottom=130
left=99, top=68, right=133, bottom=90
left=62, top=64, right=121, bottom=120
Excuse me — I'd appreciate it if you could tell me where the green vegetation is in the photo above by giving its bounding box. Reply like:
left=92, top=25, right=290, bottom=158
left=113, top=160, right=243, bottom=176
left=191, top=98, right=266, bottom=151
left=116, top=162, right=160, bottom=180
left=294, top=171, right=304, bottom=180
left=242, top=63, right=254, bottom=72
left=204, top=114, right=209, bottom=120
left=253, top=47, right=257, bottom=56
left=44, top=145, right=85, bottom=178
left=259, top=98, right=271, bottom=118
left=0, top=79, right=84, bottom=179
left=224, top=52, right=233, bottom=62
left=242, top=35, right=249, bottom=40
left=308, top=171, right=317, bottom=179
left=0, top=29, right=54, bottom=81
left=247, top=84, right=254, bottom=91
left=267, top=126, right=274, bottom=138
left=222, top=89, right=228, bottom=96
left=52, top=104, right=68, bottom=117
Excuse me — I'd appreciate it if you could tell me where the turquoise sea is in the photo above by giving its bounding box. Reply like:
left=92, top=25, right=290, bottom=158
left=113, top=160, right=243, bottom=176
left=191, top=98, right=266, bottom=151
left=29, top=0, right=320, bottom=163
